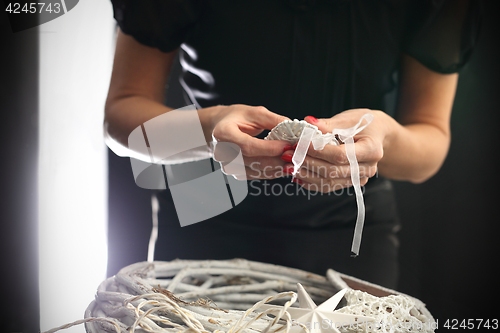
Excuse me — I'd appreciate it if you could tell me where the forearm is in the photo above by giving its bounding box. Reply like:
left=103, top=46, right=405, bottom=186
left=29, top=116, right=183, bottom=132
left=377, top=54, right=458, bottom=183
left=105, top=96, right=174, bottom=150
left=105, top=97, right=223, bottom=164
left=378, top=117, right=450, bottom=183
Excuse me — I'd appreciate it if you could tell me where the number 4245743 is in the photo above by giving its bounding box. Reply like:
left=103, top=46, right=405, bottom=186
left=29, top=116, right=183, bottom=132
left=5, top=2, right=62, bottom=14
left=443, top=319, right=498, bottom=330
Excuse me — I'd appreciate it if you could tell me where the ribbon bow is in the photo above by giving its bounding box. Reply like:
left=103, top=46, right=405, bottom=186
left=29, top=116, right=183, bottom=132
left=291, top=114, right=374, bottom=256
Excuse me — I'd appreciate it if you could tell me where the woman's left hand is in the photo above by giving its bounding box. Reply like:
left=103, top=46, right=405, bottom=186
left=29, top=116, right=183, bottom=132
left=281, top=109, right=394, bottom=193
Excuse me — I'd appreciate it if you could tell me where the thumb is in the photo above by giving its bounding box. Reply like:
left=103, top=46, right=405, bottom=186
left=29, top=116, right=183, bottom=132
left=254, top=107, right=290, bottom=130
left=304, top=115, right=333, bottom=134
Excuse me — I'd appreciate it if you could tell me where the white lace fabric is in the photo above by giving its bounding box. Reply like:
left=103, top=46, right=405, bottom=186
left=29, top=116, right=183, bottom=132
left=338, top=289, right=436, bottom=333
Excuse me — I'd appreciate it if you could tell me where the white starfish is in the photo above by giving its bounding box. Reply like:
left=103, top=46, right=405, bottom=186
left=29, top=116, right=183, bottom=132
left=261, top=283, right=374, bottom=333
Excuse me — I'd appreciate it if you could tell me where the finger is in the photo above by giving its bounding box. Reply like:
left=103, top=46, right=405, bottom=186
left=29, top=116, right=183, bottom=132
left=304, top=110, right=372, bottom=135
left=291, top=163, right=371, bottom=192
left=304, top=115, right=333, bottom=134
left=305, top=144, right=350, bottom=165
left=348, top=135, right=384, bottom=164
left=250, top=106, right=291, bottom=130
left=215, top=122, right=290, bottom=157
left=281, top=151, right=348, bottom=177
left=294, top=169, right=370, bottom=193
left=291, top=154, right=378, bottom=179
left=304, top=136, right=382, bottom=166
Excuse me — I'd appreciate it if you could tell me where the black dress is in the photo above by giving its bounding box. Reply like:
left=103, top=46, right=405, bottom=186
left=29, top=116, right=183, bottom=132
left=110, top=0, right=481, bottom=288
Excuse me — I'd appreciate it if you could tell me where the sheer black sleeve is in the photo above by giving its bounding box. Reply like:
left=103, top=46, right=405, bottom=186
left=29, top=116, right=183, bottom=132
left=403, top=0, right=482, bottom=73
left=110, top=0, right=203, bottom=52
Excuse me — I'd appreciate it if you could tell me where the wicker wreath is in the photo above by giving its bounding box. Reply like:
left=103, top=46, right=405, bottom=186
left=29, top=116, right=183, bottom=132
left=45, top=259, right=436, bottom=333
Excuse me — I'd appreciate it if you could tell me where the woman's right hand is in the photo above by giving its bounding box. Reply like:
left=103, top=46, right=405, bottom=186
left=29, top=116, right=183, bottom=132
left=199, top=104, right=292, bottom=180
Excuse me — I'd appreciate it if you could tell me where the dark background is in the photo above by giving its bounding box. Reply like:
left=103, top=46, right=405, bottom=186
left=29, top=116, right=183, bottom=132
left=1, top=2, right=499, bottom=332
left=0, top=9, right=39, bottom=333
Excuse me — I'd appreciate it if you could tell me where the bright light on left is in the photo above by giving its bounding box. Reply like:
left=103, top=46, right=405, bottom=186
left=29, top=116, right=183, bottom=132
left=38, top=1, right=114, bottom=331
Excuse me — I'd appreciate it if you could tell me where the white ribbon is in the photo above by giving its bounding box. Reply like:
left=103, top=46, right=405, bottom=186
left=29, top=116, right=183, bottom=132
left=291, top=126, right=316, bottom=176
left=291, top=113, right=374, bottom=256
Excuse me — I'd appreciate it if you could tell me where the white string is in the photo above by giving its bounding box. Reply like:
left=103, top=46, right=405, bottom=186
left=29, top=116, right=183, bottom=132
left=291, top=114, right=374, bottom=256
left=343, top=136, right=365, bottom=256
left=331, top=114, right=374, bottom=256
left=147, top=194, right=160, bottom=262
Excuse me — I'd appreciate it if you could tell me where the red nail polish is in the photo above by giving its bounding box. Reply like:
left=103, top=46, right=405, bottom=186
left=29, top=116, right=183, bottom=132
left=283, top=145, right=293, bottom=152
left=292, top=143, right=298, bottom=149
left=306, top=115, right=318, bottom=123
left=281, top=154, right=293, bottom=163
left=284, top=165, right=294, bottom=175
left=292, top=178, right=303, bottom=185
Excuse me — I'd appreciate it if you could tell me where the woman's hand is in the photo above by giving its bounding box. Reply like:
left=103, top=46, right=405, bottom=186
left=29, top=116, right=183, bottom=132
left=280, top=109, right=395, bottom=192
left=201, top=104, right=291, bottom=180
left=281, top=55, right=458, bottom=189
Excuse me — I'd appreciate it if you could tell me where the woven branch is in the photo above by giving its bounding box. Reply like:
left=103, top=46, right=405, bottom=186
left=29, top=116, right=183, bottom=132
left=43, top=258, right=435, bottom=333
